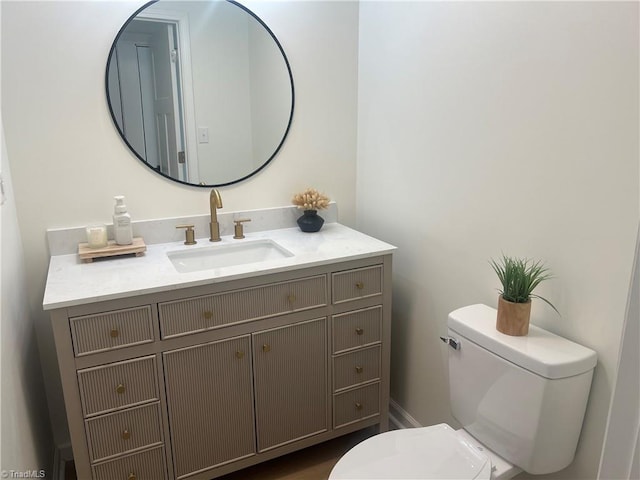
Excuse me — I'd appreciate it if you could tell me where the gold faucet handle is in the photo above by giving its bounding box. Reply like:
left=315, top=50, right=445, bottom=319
left=176, top=224, right=197, bottom=245
left=233, top=218, right=252, bottom=239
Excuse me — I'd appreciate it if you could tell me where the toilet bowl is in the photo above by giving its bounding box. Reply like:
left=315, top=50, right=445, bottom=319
left=329, top=304, right=597, bottom=480
left=329, top=424, right=493, bottom=479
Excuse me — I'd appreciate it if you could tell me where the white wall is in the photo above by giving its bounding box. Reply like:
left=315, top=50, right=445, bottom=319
left=187, top=0, right=255, bottom=182
left=0, top=0, right=359, bottom=447
left=599, top=225, right=640, bottom=479
left=357, top=2, right=638, bottom=480
left=0, top=123, right=54, bottom=472
left=249, top=12, right=293, bottom=170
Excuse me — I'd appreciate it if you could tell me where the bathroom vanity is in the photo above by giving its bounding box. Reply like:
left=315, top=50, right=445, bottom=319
left=44, top=221, right=394, bottom=480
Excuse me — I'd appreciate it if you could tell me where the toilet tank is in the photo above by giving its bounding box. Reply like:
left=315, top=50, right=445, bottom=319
left=447, top=304, right=597, bottom=475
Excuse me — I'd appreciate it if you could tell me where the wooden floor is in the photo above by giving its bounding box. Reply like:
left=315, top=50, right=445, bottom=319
left=219, top=428, right=375, bottom=480
left=64, top=427, right=376, bottom=480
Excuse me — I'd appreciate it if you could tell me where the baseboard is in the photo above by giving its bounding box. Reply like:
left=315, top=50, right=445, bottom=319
left=389, top=398, right=422, bottom=429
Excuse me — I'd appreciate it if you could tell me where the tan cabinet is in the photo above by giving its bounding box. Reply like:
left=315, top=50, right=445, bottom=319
left=86, top=402, right=164, bottom=463
left=163, top=336, right=255, bottom=479
left=332, top=265, right=383, bottom=304
left=164, top=319, right=328, bottom=478
left=71, top=354, right=168, bottom=479
left=159, top=275, right=327, bottom=339
left=334, top=383, right=381, bottom=428
left=70, top=306, right=155, bottom=356
left=331, top=304, right=384, bottom=430
left=92, top=446, right=167, bottom=480
left=253, top=318, right=328, bottom=452
left=50, top=255, right=391, bottom=480
left=78, top=356, right=159, bottom=417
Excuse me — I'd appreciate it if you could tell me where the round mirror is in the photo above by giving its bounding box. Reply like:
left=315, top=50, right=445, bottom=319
left=106, top=0, right=294, bottom=187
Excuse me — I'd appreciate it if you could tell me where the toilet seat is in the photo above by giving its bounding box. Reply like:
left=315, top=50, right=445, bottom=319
left=329, top=424, right=492, bottom=480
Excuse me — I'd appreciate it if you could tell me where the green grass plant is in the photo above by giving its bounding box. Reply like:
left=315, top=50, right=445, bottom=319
left=490, top=254, right=559, bottom=314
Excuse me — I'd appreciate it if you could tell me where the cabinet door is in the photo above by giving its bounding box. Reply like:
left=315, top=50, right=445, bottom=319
left=253, top=318, right=328, bottom=452
left=163, top=336, right=255, bottom=479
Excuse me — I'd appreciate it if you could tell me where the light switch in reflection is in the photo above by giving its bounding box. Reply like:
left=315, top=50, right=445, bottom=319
left=198, top=127, right=209, bottom=143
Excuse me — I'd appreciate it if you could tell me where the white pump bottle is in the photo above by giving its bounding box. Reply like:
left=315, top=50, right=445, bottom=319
left=113, top=195, right=133, bottom=245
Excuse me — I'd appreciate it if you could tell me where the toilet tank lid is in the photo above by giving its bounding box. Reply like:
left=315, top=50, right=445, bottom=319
left=448, top=304, right=597, bottom=379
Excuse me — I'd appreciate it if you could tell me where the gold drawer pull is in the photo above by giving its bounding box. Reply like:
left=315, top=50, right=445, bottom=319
left=355, top=366, right=364, bottom=374
left=235, top=350, right=244, bottom=359
left=355, top=328, right=364, bottom=335
left=128, top=473, right=137, bottom=480
left=110, top=328, right=119, bottom=338
left=203, top=311, right=213, bottom=320
left=121, top=429, right=131, bottom=440
left=116, top=383, right=126, bottom=394
left=355, top=282, right=364, bottom=290
left=262, top=344, right=271, bottom=353
left=355, top=402, right=363, bottom=411
left=287, top=294, right=296, bottom=304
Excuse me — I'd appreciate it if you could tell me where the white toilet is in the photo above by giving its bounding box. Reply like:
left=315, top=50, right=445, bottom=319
left=329, top=304, right=597, bottom=480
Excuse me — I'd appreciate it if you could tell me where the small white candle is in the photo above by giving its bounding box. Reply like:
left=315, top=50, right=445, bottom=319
left=86, top=225, right=108, bottom=249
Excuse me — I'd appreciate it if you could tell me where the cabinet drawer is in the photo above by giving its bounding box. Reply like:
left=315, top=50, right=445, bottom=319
left=333, top=383, right=380, bottom=429
left=86, top=403, right=163, bottom=463
left=332, top=266, right=383, bottom=304
left=332, top=306, right=382, bottom=353
left=159, top=275, right=327, bottom=338
left=333, top=346, right=381, bottom=392
left=70, top=306, right=154, bottom=356
left=78, top=356, right=159, bottom=417
left=92, top=446, right=167, bottom=480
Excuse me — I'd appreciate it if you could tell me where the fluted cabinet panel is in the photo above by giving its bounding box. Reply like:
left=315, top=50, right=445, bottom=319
left=163, top=336, right=255, bottom=479
left=253, top=318, right=328, bottom=452
left=86, top=402, right=163, bottom=462
left=50, top=256, right=392, bottom=480
left=332, top=306, right=382, bottom=353
left=333, top=346, right=381, bottom=392
left=333, top=383, right=381, bottom=429
left=332, top=265, right=383, bottom=304
left=78, top=356, right=158, bottom=417
left=159, top=276, right=327, bottom=338
left=70, top=306, right=154, bottom=356
left=92, top=446, right=167, bottom=480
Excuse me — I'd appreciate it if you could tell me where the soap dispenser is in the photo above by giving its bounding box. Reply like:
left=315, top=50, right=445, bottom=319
left=113, top=195, right=133, bottom=245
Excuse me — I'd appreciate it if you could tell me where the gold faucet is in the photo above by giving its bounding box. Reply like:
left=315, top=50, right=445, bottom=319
left=209, top=189, right=223, bottom=242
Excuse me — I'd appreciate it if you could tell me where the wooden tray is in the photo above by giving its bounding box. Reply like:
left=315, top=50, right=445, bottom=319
left=78, top=237, right=146, bottom=263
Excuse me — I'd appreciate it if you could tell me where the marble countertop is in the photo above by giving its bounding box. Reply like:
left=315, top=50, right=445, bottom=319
left=43, top=223, right=396, bottom=310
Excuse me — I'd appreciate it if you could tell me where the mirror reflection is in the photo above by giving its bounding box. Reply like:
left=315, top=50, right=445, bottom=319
left=106, top=0, right=294, bottom=187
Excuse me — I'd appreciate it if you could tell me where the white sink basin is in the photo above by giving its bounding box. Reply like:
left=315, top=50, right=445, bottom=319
left=167, top=239, right=294, bottom=273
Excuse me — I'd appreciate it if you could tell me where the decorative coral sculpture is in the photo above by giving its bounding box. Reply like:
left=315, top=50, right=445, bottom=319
left=291, top=188, right=330, bottom=211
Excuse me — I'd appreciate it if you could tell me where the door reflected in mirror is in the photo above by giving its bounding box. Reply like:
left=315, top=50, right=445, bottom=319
left=106, top=0, right=294, bottom=187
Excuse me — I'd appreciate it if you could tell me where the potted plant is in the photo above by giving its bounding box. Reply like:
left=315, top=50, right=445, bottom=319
left=292, top=188, right=330, bottom=232
left=489, top=254, right=559, bottom=336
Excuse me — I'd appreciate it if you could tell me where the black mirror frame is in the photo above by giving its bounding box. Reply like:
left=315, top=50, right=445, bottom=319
left=105, top=0, right=295, bottom=188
